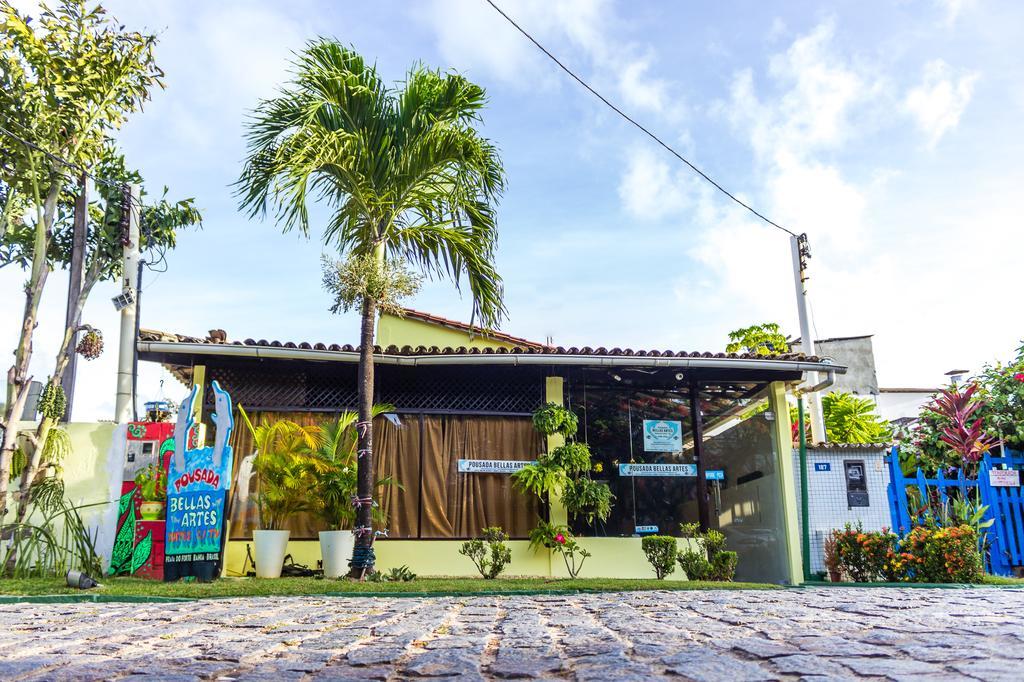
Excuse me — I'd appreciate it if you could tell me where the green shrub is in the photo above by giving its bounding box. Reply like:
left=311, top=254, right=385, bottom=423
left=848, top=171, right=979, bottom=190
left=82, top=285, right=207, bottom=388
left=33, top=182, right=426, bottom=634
left=901, top=524, right=982, bottom=583
left=831, top=523, right=897, bottom=582
left=642, top=535, right=677, bottom=579
left=677, top=523, right=738, bottom=581
left=459, top=526, right=512, bottom=579
left=677, top=549, right=710, bottom=580
left=708, top=551, right=738, bottom=581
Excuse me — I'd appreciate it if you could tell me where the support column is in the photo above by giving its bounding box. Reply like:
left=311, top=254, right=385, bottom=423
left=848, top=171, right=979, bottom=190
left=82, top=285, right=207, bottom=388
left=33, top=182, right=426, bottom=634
left=114, top=184, right=140, bottom=424
left=544, top=375, right=567, bottom=578
left=191, top=364, right=207, bottom=426
left=769, top=381, right=803, bottom=585
left=688, top=378, right=710, bottom=530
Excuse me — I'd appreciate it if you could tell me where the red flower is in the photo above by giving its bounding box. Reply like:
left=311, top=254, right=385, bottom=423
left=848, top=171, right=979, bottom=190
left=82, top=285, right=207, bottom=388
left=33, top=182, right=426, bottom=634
left=1014, top=372, right=1024, bottom=382
left=555, top=533, right=566, bottom=545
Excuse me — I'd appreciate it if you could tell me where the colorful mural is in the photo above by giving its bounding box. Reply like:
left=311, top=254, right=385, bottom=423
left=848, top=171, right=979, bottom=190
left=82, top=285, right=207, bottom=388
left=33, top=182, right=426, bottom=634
left=109, top=421, right=174, bottom=578
left=164, top=381, right=234, bottom=581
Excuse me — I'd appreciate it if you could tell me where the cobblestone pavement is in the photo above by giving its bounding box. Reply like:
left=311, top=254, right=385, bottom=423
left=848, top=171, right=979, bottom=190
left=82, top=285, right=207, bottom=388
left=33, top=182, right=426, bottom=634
left=1, top=588, right=1022, bottom=680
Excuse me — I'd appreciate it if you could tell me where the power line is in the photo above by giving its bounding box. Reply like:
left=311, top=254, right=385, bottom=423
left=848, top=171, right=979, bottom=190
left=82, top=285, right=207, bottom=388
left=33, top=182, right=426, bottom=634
left=482, top=0, right=797, bottom=238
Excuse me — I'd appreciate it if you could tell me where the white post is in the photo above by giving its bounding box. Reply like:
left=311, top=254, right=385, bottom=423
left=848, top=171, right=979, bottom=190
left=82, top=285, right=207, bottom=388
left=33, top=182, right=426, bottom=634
left=790, top=234, right=827, bottom=443
left=115, top=184, right=140, bottom=424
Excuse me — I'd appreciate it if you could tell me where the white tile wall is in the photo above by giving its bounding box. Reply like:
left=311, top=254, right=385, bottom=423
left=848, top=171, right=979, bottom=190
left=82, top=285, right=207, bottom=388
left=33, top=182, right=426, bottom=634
left=792, top=448, right=892, bottom=574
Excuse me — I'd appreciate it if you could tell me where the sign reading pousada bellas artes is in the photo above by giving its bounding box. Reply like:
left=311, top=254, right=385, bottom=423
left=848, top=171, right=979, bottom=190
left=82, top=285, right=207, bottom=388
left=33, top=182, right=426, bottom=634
left=164, top=381, right=234, bottom=581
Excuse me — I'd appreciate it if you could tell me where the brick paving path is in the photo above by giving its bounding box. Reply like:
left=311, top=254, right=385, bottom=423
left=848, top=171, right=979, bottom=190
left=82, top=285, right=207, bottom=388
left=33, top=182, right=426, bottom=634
left=1, top=588, right=1022, bottom=680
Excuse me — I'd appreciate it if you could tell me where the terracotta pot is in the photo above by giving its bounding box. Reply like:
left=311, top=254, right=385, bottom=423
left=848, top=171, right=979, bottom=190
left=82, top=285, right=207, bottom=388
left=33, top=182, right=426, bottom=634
left=139, top=501, right=164, bottom=521
left=828, top=569, right=843, bottom=583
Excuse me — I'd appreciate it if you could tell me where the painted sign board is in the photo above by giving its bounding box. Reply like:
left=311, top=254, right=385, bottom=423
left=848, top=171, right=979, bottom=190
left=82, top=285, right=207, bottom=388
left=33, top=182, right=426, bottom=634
left=814, top=462, right=831, bottom=472
left=990, top=469, right=1021, bottom=487
left=457, top=459, right=535, bottom=474
left=635, top=525, right=659, bottom=534
left=164, top=381, right=234, bottom=581
left=643, top=420, right=683, bottom=452
left=619, top=463, right=696, bottom=477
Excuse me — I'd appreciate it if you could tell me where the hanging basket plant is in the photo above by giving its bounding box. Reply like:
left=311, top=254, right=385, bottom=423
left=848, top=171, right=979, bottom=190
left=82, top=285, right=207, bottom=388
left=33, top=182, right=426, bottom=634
left=76, top=328, right=104, bottom=360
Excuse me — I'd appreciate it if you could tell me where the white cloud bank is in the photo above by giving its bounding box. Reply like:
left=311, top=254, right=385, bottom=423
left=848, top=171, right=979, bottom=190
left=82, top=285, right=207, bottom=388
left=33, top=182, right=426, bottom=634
left=904, top=59, right=979, bottom=149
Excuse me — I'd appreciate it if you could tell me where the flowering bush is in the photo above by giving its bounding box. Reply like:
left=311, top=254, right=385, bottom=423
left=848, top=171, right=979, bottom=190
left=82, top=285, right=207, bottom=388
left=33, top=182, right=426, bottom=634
left=900, top=524, right=983, bottom=583
left=830, top=523, right=896, bottom=582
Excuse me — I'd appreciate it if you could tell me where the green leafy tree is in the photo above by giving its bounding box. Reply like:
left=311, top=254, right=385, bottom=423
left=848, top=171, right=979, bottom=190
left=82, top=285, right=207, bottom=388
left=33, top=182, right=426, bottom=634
left=821, top=391, right=892, bottom=444
left=726, top=323, right=790, bottom=356
left=14, top=148, right=199, bottom=519
left=0, top=0, right=165, bottom=518
left=236, top=42, right=506, bottom=576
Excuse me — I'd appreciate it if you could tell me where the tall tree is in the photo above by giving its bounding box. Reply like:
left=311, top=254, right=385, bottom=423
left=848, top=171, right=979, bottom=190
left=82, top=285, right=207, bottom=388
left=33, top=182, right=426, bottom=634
left=0, top=0, right=164, bottom=517
left=237, top=42, right=506, bottom=577
left=726, top=323, right=790, bottom=356
left=12, top=147, right=200, bottom=520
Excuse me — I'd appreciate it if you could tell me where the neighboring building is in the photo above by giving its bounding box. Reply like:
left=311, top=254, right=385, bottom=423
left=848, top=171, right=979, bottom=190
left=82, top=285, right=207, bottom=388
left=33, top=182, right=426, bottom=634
left=793, top=334, right=938, bottom=422
left=137, top=310, right=846, bottom=584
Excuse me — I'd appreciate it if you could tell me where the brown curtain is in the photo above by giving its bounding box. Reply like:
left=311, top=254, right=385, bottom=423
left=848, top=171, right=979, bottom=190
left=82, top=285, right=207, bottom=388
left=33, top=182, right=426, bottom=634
left=228, top=411, right=541, bottom=539
left=420, top=415, right=542, bottom=538
left=373, top=416, right=420, bottom=538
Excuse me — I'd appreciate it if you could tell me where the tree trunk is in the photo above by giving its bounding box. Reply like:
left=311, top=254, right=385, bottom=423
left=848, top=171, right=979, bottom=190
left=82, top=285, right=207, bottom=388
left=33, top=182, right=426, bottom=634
left=348, top=294, right=378, bottom=578
left=0, top=182, right=60, bottom=519
left=15, top=267, right=100, bottom=522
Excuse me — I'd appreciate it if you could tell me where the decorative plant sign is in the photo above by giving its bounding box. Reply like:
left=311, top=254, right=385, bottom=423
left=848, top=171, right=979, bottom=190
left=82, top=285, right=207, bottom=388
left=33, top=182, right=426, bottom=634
left=643, top=419, right=683, bottom=452
left=990, top=469, right=1021, bottom=488
left=164, top=381, right=234, bottom=581
left=457, top=459, right=535, bottom=474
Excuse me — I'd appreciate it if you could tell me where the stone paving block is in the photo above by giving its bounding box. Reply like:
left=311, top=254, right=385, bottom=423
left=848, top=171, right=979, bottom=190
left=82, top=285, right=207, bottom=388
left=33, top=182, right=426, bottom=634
left=833, top=656, right=946, bottom=678
left=661, top=646, right=778, bottom=681
left=401, top=649, right=482, bottom=677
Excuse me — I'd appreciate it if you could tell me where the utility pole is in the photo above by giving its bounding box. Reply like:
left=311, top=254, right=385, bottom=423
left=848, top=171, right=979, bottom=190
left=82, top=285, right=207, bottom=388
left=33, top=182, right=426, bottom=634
left=114, top=184, right=140, bottom=424
left=790, top=233, right=826, bottom=443
left=61, top=173, right=88, bottom=422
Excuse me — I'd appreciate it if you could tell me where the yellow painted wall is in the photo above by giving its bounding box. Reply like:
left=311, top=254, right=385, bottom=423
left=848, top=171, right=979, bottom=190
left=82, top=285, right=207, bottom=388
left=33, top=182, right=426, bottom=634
left=377, top=313, right=521, bottom=350
left=224, top=536, right=699, bottom=580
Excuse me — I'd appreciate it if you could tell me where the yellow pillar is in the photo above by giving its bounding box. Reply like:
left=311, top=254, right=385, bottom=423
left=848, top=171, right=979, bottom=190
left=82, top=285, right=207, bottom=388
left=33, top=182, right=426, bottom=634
left=191, top=364, right=206, bottom=424
left=544, top=376, right=568, bottom=577
left=769, top=381, right=802, bottom=585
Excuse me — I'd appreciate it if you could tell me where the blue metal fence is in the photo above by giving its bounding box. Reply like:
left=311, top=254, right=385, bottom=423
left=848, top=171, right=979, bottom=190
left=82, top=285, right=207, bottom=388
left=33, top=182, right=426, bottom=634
left=886, top=447, right=1024, bottom=576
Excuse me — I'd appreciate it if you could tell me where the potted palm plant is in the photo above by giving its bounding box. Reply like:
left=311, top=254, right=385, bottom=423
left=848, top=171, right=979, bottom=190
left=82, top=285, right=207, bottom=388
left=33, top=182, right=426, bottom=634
left=304, top=406, right=395, bottom=578
left=134, top=463, right=166, bottom=521
left=240, top=408, right=316, bottom=578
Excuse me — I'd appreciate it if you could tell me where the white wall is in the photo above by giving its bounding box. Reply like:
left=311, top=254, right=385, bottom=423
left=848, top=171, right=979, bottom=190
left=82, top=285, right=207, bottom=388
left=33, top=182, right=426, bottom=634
left=793, top=446, right=891, bottom=573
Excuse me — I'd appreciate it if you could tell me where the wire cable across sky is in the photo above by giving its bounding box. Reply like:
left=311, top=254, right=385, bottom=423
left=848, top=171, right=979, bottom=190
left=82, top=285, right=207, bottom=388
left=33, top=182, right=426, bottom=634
left=483, top=0, right=797, bottom=238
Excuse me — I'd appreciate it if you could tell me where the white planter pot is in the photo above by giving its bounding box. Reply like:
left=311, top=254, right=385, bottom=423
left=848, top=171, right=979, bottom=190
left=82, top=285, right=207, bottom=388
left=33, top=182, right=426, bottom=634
left=253, top=529, right=290, bottom=578
left=319, top=530, right=355, bottom=578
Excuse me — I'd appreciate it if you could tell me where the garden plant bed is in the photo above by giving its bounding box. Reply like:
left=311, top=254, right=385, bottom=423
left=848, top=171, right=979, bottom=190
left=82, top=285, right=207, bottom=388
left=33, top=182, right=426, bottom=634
left=801, top=575, right=1024, bottom=589
left=0, top=576, right=778, bottom=601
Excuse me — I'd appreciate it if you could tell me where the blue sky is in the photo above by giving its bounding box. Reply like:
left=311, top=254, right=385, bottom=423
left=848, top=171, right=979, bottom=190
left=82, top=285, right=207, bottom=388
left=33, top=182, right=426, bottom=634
left=3, top=0, right=1023, bottom=420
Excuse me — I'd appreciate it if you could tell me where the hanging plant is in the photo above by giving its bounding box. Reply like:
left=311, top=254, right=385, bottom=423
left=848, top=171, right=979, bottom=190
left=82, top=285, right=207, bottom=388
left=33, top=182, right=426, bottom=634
left=531, top=402, right=578, bottom=437
left=76, top=328, right=104, bottom=360
left=38, top=382, right=67, bottom=421
left=548, top=442, right=592, bottom=474
left=561, top=477, right=614, bottom=525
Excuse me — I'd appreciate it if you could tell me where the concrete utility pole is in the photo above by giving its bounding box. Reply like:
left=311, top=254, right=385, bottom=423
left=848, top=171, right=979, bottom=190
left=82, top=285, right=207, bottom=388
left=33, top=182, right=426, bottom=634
left=61, top=173, right=88, bottom=422
left=790, top=233, right=827, bottom=443
left=114, top=184, right=140, bottom=424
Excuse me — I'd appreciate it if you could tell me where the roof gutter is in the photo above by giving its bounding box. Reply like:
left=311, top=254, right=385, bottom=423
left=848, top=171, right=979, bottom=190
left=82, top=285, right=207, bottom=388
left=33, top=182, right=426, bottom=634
left=136, top=340, right=845, bottom=374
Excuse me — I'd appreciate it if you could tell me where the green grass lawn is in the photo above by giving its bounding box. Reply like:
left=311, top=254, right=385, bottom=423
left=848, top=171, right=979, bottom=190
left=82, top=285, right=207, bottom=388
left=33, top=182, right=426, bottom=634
left=0, top=576, right=778, bottom=599
left=982, top=574, right=1024, bottom=586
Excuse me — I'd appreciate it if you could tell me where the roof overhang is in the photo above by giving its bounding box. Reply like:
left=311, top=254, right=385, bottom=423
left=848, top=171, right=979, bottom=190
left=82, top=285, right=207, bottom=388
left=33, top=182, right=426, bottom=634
left=137, top=340, right=846, bottom=375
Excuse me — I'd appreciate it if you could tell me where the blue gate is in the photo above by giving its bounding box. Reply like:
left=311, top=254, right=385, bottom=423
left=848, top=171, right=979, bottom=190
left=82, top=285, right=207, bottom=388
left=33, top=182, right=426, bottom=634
left=886, top=447, right=1024, bottom=576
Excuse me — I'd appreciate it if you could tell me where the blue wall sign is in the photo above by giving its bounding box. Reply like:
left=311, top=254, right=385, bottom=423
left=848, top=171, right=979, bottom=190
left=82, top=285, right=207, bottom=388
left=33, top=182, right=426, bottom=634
left=643, top=419, right=683, bottom=452
left=706, top=469, right=725, bottom=480
left=814, top=462, right=831, bottom=472
left=635, top=525, right=659, bottom=534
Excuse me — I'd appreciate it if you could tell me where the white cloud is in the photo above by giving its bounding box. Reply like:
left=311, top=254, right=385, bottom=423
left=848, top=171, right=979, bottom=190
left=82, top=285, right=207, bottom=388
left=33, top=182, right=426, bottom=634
left=617, top=147, right=692, bottom=220
left=420, top=0, right=679, bottom=116
left=935, top=0, right=977, bottom=27
left=904, top=59, right=979, bottom=148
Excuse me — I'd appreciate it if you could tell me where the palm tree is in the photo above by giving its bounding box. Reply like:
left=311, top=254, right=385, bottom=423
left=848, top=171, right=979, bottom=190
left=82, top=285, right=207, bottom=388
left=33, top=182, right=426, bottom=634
left=236, top=42, right=506, bottom=576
